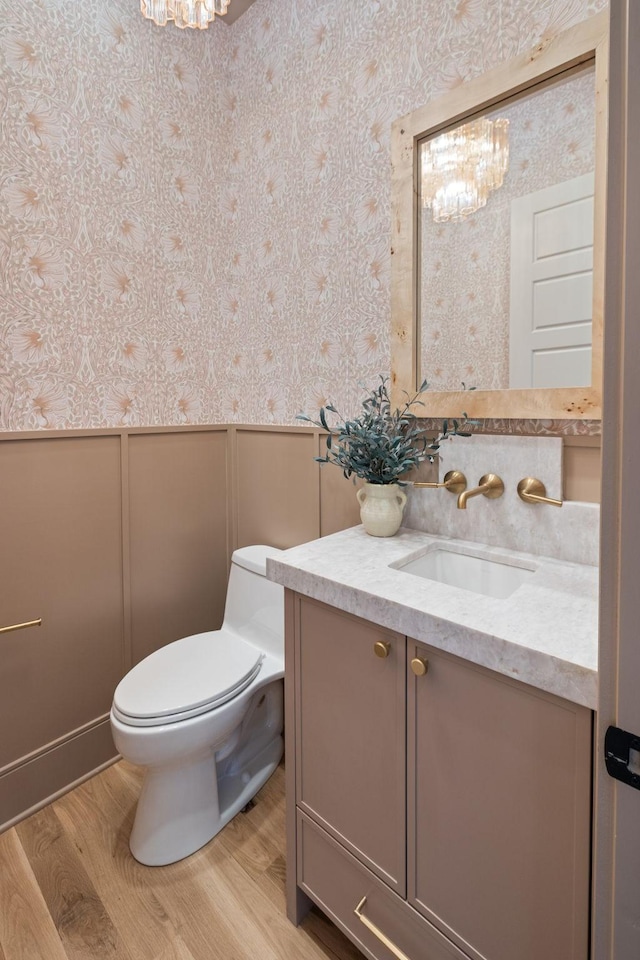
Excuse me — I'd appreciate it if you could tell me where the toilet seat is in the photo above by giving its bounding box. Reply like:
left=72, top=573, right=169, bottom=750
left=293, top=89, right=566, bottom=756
left=112, top=630, right=264, bottom=728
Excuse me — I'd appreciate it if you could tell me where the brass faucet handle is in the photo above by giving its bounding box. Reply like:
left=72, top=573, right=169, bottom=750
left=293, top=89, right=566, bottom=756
left=517, top=477, right=563, bottom=507
left=413, top=470, right=467, bottom=494
left=478, top=473, right=504, bottom=499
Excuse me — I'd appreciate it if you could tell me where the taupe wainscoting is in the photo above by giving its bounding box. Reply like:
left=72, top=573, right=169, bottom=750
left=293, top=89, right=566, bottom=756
left=564, top=436, right=602, bottom=503
left=128, top=430, right=230, bottom=665
left=0, top=434, right=126, bottom=831
left=0, top=424, right=361, bottom=831
left=0, top=423, right=596, bottom=831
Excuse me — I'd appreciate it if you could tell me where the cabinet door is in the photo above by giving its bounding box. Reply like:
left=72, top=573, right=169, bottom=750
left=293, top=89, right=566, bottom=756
left=408, top=641, right=592, bottom=960
left=295, top=597, right=406, bottom=894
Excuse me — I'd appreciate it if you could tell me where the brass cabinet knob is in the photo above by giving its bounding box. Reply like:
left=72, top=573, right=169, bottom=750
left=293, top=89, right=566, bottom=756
left=411, top=657, right=429, bottom=677
left=374, top=640, right=390, bottom=658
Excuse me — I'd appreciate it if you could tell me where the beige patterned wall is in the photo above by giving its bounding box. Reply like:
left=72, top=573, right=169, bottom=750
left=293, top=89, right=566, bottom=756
left=0, top=0, right=229, bottom=429
left=0, top=0, right=607, bottom=430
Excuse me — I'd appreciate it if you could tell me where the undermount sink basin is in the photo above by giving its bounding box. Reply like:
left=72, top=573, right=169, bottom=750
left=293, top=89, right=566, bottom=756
left=393, top=547, right=536, bottom=599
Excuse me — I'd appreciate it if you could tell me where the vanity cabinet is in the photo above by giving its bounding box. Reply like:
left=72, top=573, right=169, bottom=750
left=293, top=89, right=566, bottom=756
left=287, top=593, right=592, bottom=960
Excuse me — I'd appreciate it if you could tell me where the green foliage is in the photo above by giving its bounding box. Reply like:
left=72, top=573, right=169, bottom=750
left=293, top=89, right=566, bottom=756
left=297, top=376, right=473, bottom=485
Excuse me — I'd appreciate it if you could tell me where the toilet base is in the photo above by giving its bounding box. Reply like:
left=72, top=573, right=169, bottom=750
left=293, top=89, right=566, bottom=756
left=129, top=732, right=283, bottom=866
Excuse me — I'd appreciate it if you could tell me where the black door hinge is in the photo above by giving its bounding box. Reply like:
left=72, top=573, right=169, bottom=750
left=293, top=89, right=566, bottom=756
left=605, top=725, right=640, bottom=790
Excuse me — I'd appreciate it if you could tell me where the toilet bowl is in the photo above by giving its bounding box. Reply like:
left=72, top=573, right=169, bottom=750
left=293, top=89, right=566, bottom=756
left=110, top=544, right=284, bottom=866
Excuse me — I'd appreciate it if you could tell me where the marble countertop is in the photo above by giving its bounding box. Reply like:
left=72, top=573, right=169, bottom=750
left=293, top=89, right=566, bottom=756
left=267, top=526, right=599, bottom=709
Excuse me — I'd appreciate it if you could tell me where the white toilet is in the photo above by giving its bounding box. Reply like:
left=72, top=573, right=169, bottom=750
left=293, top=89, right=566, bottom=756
left=110, top=544, right=284, bottom=866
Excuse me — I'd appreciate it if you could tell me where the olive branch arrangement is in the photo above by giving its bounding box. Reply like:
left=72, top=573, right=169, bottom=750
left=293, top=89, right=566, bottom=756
left=297, top=376, right=473, bottom=485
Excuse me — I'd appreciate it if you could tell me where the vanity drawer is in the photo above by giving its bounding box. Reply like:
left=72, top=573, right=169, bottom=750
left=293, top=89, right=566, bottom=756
left=297, top=810, right=468, bottom=960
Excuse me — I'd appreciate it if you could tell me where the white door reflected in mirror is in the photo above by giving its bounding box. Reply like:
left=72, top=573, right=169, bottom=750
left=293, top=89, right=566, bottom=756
left=509, top=173, right=594, bottom=388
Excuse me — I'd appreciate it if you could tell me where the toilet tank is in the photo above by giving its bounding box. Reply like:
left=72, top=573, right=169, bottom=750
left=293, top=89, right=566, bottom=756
left=222, top=545, right=284, bottom=659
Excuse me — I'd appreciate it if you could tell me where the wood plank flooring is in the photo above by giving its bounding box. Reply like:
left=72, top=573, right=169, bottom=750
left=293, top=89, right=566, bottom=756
left=0, top=761, right=363, bottom=960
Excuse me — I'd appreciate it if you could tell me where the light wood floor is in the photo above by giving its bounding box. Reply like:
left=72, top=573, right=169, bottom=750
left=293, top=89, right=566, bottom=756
left=0, top=760, right=363, bottom=960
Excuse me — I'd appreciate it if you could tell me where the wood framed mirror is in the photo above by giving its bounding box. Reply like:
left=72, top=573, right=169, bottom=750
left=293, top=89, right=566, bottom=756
left=390, top=12, right=608, bottom=419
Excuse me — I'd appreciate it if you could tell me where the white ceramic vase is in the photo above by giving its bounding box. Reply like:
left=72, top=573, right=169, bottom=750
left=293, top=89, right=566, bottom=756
left=356, top=482, right=407, bottom=537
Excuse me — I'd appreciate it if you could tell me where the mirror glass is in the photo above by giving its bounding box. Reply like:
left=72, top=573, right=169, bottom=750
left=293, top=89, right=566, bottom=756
left=418, top=63, right=596, bottom=393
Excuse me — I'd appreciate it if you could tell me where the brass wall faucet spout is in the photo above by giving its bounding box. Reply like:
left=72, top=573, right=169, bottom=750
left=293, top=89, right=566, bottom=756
left=413, top=470, right=467, bottom=494
left=457, top=473, right=504, bottom=510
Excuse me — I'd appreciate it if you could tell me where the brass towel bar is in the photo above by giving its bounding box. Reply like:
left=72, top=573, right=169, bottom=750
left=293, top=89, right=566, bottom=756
left=0, top=618, right=42, bottom=635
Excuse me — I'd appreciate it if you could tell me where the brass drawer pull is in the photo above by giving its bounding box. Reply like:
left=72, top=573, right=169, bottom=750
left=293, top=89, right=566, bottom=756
left=374, top=640, right=390, bottom=658
left=0, top=618, right=42, bottom=636
left=354, top=896, right=413, bottom=960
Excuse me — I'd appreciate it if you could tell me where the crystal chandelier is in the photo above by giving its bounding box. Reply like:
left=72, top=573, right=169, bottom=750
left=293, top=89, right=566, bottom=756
left=141, top=0, right=231, bottom=29
left=421, top=118, right=510, bottom=223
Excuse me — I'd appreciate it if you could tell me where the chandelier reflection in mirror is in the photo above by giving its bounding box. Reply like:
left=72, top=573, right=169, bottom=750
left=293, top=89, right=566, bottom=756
left=421, top=118, right=510, bottom=223
left=141, top=0, right=230, bottom=29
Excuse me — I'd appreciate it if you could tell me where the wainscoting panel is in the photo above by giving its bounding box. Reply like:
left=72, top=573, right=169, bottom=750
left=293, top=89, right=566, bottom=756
left=128, top=429, right=229, bottom=665
left=0, top=719, right=115, bottom=831
left=564, top=437, right=602, bottom=503
left=319, top=464, right=362, bottom=538
left=0, top=436, right=124, bottom=772
left=234, top=427, right=320, bottom=550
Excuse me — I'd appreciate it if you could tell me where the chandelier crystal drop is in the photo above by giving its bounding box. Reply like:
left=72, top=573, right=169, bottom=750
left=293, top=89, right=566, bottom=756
left=421, top=118, right=510, bottom=223
left=141, top=0, right=231, bottom=29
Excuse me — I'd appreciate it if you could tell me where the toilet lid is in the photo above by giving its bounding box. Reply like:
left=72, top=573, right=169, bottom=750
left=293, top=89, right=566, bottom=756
left=112, top=629, right=264, bottom=727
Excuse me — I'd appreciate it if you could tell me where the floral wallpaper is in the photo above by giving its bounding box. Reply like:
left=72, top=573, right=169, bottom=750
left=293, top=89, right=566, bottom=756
left=0, top=0, right=229, bottom=429
left=0, top=0, right=607, bottom=431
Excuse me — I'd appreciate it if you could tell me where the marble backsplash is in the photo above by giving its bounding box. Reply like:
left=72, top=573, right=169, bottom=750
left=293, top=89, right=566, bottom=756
left=404, top=434, right=599, bottom=566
